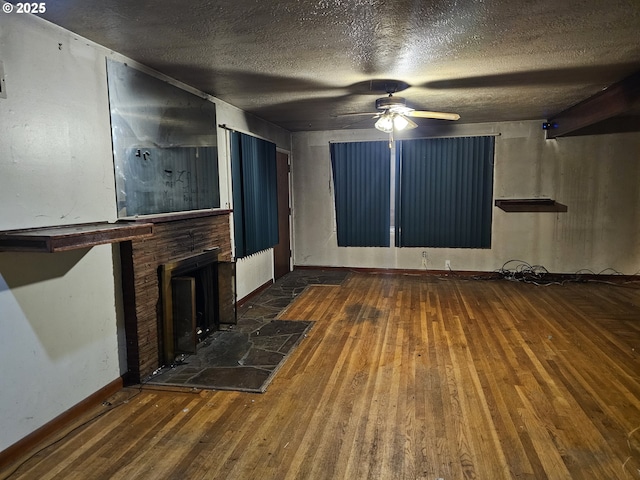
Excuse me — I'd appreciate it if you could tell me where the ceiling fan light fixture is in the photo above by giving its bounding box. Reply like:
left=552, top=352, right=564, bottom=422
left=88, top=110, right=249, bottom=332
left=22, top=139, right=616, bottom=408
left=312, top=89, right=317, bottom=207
left=341, top=86, right=459, bottom=138
left=374, top=114, right=394, bottom=133
left=393, top=114, right=410, bottom=130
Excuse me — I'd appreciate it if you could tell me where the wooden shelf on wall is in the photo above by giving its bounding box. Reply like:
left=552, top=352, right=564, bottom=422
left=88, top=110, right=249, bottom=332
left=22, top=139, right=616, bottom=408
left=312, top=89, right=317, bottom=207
left=118, top=209, right=231, bottom=224
left=0, top=222, right=153, bottom=253
left=495, top=199, right=568, bottom=212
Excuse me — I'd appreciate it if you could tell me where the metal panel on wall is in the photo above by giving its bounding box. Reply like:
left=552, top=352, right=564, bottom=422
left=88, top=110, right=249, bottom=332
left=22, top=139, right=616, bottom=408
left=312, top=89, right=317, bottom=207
left=106, top=59, right=220, bottom=217
left=121, top=146, right=219, bottom=216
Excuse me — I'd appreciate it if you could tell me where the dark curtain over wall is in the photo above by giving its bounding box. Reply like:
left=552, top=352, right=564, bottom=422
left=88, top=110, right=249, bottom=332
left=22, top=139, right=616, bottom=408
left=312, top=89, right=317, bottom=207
left=330, top=141, right=390, bottom=247
left=395, top=136, right=495, bottom=248
left=230, top=131, right=279, bottom=258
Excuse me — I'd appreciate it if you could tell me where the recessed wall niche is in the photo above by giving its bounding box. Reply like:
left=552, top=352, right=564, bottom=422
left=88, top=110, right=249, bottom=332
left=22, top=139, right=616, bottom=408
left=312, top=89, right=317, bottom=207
left=106, top=59, right=220, bottom=217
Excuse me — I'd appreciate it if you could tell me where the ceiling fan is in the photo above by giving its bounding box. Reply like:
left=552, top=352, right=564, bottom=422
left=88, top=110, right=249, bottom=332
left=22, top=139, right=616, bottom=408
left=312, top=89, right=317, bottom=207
left=337, top=81, right=460, bottom=143
left=367, top=94, right=460, bottom=133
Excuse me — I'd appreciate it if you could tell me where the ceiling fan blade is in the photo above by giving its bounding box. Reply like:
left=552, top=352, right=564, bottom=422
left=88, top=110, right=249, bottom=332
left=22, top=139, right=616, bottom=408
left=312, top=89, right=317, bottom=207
left=407, top=110, right=460, bottom=121
left=402, top=115, right=418, bottom=129
left=419, top=64, right=637, bottom=90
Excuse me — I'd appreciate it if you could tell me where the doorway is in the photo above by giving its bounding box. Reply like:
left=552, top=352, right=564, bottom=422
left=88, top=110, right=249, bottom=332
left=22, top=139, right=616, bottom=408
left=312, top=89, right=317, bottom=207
left=273, top=151, right=291, bottom=280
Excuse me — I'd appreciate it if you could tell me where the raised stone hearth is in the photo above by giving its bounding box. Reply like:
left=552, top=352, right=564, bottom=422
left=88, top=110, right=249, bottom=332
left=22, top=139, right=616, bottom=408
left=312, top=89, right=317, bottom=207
left=145, top=269, right=348, bottom=392
left=147, top=319, right=313, bottom=392
left=119, top=212, right=232, bottom=382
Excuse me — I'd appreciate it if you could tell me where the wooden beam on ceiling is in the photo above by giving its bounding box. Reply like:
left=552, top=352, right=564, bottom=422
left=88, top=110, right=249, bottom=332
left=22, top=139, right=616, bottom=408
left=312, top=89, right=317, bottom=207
left=545, top=69, right=640, bottom=139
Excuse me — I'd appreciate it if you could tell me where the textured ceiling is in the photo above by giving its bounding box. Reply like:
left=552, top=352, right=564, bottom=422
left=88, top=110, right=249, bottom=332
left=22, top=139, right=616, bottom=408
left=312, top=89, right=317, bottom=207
left=31, top=0, right=640, bottom=132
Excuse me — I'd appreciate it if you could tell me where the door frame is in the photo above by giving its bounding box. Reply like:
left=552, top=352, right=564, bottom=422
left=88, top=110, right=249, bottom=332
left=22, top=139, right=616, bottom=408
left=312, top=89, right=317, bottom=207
left=273, top=149, right=292, bottom=279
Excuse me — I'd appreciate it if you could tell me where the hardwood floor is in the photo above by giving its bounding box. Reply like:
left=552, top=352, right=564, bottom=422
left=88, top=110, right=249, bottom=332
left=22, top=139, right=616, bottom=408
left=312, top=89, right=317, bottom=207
left=3, top=273, right=640, bottom=479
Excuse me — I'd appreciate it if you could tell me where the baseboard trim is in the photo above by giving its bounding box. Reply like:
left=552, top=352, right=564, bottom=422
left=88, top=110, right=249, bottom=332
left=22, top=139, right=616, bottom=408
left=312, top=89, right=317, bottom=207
left=293, top=265, right=639, bottom=281
left=236, top=278, right=274, bottom=308
left=0, top=376, right=124, bottom=470
left=293, top=265, right=479, bottom=276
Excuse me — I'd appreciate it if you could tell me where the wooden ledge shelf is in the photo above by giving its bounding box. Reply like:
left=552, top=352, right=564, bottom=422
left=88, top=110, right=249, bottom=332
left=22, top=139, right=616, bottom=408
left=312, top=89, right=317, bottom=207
left=0, top=222, right=153, bottom=253
left=118, top=209, right=231, bottom=224
left=495, top=198, right=568, bottom=213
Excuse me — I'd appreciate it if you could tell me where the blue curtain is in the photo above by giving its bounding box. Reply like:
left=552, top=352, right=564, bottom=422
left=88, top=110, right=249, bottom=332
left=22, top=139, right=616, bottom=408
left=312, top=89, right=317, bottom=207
left=330, top=141, right=390, bottom=247
left=230, top=132, right=279, bottom=258
left=395, top=136, right=494, bottom=248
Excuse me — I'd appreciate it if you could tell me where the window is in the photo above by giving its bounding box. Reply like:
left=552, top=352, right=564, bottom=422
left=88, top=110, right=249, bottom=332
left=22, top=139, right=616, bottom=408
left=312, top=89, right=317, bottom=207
left=330, top=141, right=390, bottom=247
left=395, top=136, right=495, bottom=248
left=330, top=136, right=494, bottom=249
left=230, top=132, right=279, bottom=258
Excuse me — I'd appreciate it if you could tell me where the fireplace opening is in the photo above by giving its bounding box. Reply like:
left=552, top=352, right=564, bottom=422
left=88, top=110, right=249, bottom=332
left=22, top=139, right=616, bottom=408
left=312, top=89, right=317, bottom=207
left=172, top=265, right=216, bottom=354
left=160, top=249, right=236, bottom=365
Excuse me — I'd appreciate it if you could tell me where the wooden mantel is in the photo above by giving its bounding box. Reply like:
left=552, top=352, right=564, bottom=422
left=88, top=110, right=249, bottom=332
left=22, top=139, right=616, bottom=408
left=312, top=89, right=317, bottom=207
left=0, top=222, right=153, bottom=253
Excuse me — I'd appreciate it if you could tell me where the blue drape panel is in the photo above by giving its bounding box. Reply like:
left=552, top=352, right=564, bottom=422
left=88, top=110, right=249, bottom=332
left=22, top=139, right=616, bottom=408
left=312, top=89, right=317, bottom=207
left=230, top=132, right=245, bottom=256
left=230, top=131, right=279, bottom=258
left=395, top=136, right=494, bottom=248
left=330, top=141, right=390, bottom=247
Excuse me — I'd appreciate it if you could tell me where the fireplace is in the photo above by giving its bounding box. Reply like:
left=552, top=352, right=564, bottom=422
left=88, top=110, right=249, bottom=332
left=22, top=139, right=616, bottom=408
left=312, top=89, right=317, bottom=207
left=160, top=248, right=236, bottom=366
left=119, top=212, right=234, bottom=382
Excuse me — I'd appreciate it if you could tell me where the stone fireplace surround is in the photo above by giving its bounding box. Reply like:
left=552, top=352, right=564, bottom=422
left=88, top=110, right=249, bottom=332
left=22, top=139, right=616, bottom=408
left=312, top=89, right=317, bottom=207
left=119, top=212, right=232, bottom=382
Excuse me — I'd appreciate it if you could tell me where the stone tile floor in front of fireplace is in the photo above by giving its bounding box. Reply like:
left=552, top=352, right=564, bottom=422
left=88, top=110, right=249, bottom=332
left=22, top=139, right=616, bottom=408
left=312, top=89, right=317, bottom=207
left=144, top=268, right=348, bottom=393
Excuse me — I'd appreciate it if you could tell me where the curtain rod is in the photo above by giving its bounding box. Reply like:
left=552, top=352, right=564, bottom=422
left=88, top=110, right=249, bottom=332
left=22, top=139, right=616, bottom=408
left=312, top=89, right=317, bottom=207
left=329, top=132, right=501, bottom=144
left=218, top=123, right=276, bottom=145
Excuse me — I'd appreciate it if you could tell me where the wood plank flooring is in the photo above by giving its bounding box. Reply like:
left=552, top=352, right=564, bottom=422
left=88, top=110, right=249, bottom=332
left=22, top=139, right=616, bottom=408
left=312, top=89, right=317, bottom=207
left=2, top=273, right=640, bottom=479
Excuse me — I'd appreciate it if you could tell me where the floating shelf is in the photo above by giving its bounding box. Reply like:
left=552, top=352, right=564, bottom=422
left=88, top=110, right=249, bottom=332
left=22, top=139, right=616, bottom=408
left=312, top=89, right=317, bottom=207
left=495, top=198, right=568, bottom=213
left=119, top=209, right=231, bottom=224
left=0, top=222, right=153, bottom=253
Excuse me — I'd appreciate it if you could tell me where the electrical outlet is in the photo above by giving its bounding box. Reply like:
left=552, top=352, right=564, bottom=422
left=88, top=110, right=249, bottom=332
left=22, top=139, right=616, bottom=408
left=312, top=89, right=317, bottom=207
left=445, top=260, right=451, bottom=270
left=421, top=251, right=427, bottom=269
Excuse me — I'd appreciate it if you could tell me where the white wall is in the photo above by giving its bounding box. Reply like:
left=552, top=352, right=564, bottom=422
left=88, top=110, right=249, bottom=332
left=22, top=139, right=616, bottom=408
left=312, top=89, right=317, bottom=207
left=291, top=121, right=640, bottom=273
left=0, top=10, right=289, bottom=452
left=0, top=12, right=123, bottom=452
